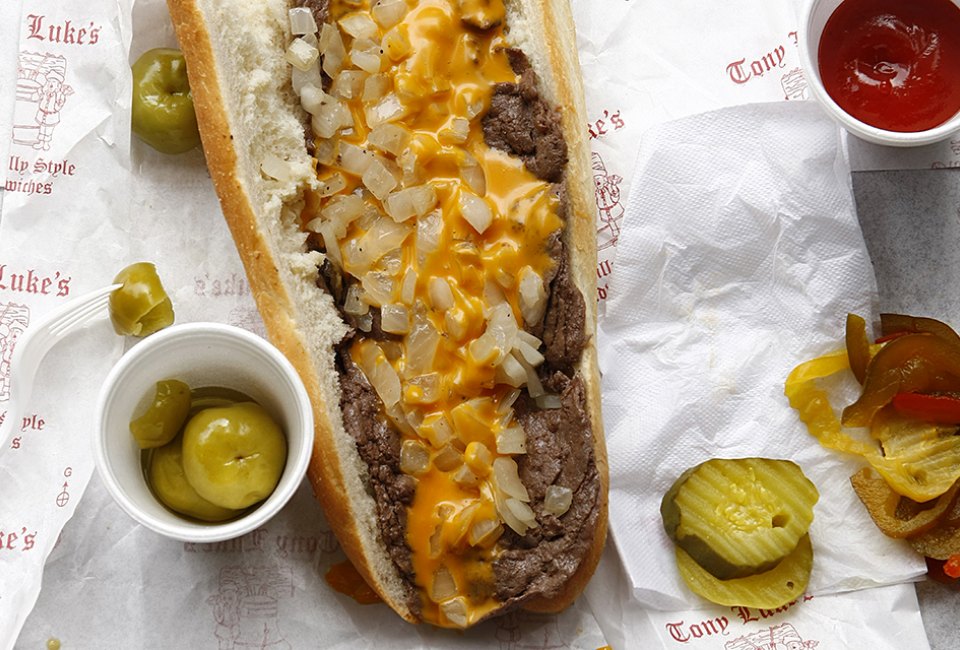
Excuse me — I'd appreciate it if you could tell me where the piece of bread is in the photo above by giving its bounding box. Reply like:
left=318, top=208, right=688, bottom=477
left=166, top=0, right=607, bottom=627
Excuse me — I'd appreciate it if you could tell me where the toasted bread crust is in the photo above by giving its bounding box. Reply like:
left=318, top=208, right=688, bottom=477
left=167, top=0, right=606, bottom=625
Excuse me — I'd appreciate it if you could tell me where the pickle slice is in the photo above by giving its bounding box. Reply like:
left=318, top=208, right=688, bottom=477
left=675, top=534, right=813, bottom=608
left=661, top=458, right=819, bottom=579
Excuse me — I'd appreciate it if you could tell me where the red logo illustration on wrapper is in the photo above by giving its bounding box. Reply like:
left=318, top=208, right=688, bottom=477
left=12, top=51, right=74, bottom=151
left=207, top=566, right=294, bottom=650
left=725, top=622, right=819, bottom=650
left=781, top=68, right=808, bottom=101
left=0, top=302, right=30, bottom=402
left=592, top=152, right=624, bottom=252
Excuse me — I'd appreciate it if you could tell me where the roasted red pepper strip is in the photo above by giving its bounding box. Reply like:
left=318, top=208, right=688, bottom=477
left=945, top=555, right=960, bottom=579
left=841, top=333, right=960, bottom=427
left=892, top=392, right=960, bottom=424
left=880, top=313, right=960, bottom=346
left=845, top=313, right=871, bottom=384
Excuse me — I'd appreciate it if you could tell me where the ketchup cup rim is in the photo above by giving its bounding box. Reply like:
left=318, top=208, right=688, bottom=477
left=94, top=322, right=314, bottom=543
left=799, top=0, right=960, bottom=147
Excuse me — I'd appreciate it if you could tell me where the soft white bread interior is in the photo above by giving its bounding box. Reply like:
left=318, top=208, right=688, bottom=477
left=166, top=0, right=607, bottom=624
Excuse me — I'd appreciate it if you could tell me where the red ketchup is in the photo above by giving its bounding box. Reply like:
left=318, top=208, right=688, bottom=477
left=818, top=0, right=960, bottom=132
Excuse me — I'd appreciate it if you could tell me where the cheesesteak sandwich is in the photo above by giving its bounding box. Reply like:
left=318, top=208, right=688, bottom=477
left=166, top=0, right=607, bottom=627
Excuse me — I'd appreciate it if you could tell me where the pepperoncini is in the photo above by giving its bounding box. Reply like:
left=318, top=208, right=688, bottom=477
left=786, top=314, right=960, bottom=503
left=109, top=262, right=175, bottom=336
left=130, top=379, right=191, bottom=448
left=131, top=48, right=201, bottom=154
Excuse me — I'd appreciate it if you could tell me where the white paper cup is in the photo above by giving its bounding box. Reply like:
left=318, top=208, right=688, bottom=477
left=799, top=0, right=960, bottom=147
left=94, top=322, right=313, bottom=542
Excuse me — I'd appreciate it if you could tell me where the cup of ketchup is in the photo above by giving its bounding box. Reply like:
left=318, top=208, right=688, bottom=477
left=800, top=0, right=960, bottom=146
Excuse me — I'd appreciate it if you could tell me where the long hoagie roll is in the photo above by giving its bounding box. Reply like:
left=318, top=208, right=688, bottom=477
left=166, top=0, right=608, bottom=627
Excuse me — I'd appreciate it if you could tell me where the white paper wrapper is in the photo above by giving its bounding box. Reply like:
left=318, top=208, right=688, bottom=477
left=571, top=0, right=960, bottom=312
left=598, top=100, right=928, bottom=611
left=0, top=0, right=943, bottom=647
left=585, top=543, right=931, bottom=650
left=15, top=477, right=608, bottom=649
left=0, top=1, right=132, bottom=645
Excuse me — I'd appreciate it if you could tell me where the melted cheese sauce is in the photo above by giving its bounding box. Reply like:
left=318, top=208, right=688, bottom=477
left=315, top=0, right=563, bottom=626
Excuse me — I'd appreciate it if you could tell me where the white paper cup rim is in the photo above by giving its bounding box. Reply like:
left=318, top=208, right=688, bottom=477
left=94, top=322, right=314, bottom=543
left=799, top=0, right=960, bottom=147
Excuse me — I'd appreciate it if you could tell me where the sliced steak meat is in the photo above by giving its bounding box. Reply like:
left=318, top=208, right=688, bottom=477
left=492, top=375, right=600, bottom=602
left=540, top=247, right=586, bottom=376
left=483, top=49, right=568, bottom=183
left=308, top=18, right=595, bottom=617
left=336, top=348, right=418, bottom=612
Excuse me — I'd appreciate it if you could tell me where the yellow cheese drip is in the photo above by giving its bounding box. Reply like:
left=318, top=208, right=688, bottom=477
left=325, top=0, right=563, bottom=626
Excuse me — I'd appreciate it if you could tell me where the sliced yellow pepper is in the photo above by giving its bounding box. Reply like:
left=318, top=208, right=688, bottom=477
left=785, top=347, right=960, bottom=502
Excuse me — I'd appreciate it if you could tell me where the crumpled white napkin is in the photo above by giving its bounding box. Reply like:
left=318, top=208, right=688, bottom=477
left=598, top=101, right=927, bottom=610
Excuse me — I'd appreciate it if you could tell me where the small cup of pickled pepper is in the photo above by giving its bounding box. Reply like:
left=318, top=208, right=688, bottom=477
left=94, top=322, right=314, bottom=542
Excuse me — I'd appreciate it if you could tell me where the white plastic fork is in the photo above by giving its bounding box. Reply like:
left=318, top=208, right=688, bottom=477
left=0, top=283, right=121, bottom=452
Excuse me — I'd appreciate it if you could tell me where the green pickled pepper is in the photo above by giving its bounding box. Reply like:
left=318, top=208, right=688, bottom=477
left=109, top=262, right=175, bottom=336
left=131, top=48, right=201, bottom=154
left=130, top=379, right=192, bottom=449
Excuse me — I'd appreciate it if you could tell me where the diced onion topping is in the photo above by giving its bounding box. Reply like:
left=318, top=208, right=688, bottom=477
left=544, top=485, right=573, bottom=516
left=372, top=0, right=408, bottom=28
left=358, top=342, right=401, bottom=407
left=339, top=12, right=379, bottom=40
left=433, top=444, right=463, bottom=471
left=418, top=412, right=453, bottom=447
left=459, top=190, right=493, bottom=234
left=368, top=123, right=410, bottom=156
left=283, top=0, right=572, bottom=610
left=288, top=7, right=318, bottom=35
left=400, top=439, right=430, bottom=475
left=385, top=185, right=438, bottom=222
left=428, top=277, right=455, bottom=311
left=291, top=63, right=324, bottom=95
left=285, top=37, right=320, bottom=71
left=453, top=464, right=479, bottom=487
left=339, top=142, right=376, bottom=175
left=260, top=153, right=294, bottom=182
left=440, top=597, right=469, bottom=628
left=519, top=266, right=547, bottom=327
left=318, top=24, right=346, bottom=76
left=496, top=426, right=526, bottom=455
left=405, top=372, right=440, bottom=403
left=468, top=518, right=503, bottom=548
left=439, top=117, right=470, bottom=144
left=535, top=394, right=562, bottom=410
left=431, top=566, right=457, bottom=603
left=317, top=173, right=347, bottom=198
left=464, top=441, right=493, bottom=476
left=506, top=498, right=537, bottom=528
left=362, top=157, right=399, bottom=200
left=493, top=457, right=529, bottom=502
left=381, top=303, right=410, bottom=334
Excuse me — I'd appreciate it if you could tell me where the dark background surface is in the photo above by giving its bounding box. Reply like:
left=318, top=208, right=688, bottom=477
left=853, top=168, right=960, bottom=649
